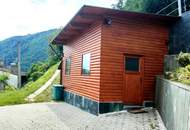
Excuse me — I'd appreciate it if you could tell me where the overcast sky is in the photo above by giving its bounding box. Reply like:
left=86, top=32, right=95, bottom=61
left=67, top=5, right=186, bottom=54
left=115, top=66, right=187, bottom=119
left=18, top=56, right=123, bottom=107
left=0, top=0, right=117, bottom=40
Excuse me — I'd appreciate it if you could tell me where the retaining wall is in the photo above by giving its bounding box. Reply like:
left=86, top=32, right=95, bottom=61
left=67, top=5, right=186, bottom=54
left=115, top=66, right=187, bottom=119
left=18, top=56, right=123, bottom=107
left=155, top=76, right=190, bottom=130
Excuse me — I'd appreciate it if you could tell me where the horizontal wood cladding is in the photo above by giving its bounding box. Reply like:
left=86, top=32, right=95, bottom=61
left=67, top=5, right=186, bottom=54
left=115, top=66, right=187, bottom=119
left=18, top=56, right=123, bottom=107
left=62, top=22, right=101, bottom=101
left=62, top=15, right=170, bottom=103
left=100, top=17, right=169, bottom=102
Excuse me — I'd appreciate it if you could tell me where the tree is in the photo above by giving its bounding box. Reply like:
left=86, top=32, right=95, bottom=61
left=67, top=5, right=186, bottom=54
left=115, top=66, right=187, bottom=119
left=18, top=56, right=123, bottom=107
left=123, top=0, right=146, bottom=12
left=112, top=0, right=125, bottom=10
left=184, top=0, right=190, bottom=11
left=27, top=62, right=49, bottom=81
left=26, top=29, right=63, bottom=82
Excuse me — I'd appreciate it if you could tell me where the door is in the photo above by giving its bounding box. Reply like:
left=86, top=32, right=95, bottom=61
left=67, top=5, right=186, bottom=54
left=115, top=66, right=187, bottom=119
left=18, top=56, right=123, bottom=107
left=124, top=55, right=143, bottom=105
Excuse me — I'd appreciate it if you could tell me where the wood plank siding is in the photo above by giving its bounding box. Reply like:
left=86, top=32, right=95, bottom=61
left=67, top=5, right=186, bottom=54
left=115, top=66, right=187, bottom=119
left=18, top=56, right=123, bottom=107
left=100, top=17, right=169, bottom=102
left=62, top=22, right=102, bottom=101
left=60, top=8, right=174, bottom=104
left=62, top=17, right=170, bottom=103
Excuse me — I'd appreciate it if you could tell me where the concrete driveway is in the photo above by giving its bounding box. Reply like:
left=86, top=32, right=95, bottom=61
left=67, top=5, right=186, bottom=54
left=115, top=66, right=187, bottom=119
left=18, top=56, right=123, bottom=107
left=0, top=102, right=166, bottom=130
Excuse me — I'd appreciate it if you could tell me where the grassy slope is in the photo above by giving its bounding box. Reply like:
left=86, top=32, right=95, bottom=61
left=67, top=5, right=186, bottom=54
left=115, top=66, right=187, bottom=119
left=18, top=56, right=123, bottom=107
left=34, top=75, right=60, bottom=102
left=0, top=64, right=58, bottom=106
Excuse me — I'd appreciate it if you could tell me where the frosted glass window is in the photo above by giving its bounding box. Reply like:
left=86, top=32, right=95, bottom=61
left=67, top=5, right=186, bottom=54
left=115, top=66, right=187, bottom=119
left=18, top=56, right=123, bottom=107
left=82, top=53, right=90, bottom=75
left=65, top=58, right=71, bottom=75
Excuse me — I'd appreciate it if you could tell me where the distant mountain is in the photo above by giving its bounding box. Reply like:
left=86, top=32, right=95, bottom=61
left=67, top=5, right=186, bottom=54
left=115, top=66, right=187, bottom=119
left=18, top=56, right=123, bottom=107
left=0, top=29, right=58, bottom=72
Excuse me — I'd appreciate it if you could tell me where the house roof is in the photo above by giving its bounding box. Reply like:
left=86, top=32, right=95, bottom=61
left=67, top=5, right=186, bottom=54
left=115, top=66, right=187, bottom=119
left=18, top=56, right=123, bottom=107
left=52, top=5, right=180, bottom=44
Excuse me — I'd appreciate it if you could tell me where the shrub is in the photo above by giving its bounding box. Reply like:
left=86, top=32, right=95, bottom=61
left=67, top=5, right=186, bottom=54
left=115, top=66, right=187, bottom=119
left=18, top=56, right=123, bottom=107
left=166, top=52, right=190, bottom=85
left=170, top=65, right=190, bottom=85
left=4, top=85, right=16, bottom=91
left=0, top=74, right=8, bottom=86
left=29, top=72, right=44, bottom=81
left=27, top=62, right=49, bottom=81
left=176, top=52, right=190, bottom=67
left=0, top=74, right=9, bottom=90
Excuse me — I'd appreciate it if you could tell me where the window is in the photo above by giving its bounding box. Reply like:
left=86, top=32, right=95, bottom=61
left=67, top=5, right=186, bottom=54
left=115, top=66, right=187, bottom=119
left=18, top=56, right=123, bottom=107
left=65, top=57, right=71, bottom=75
left=125, top=57, right=139, bottom=72
left=82, top=53, right=91, bottom=75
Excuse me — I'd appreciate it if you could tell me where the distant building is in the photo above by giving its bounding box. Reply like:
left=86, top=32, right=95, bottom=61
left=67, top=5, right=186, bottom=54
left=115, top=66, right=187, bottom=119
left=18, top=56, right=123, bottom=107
left=0, top=62, right=27, bottom=88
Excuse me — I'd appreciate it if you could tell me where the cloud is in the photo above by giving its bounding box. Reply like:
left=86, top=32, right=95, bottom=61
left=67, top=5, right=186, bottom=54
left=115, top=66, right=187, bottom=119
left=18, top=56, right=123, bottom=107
left=0, top=0, right=117, bottom=40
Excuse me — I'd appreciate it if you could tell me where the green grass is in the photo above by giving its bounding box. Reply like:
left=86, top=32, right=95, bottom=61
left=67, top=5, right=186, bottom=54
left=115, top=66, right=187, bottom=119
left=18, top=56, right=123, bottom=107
left=0, top=64, right=58, bottom=106
left=34, top=75, right=60, bottom=102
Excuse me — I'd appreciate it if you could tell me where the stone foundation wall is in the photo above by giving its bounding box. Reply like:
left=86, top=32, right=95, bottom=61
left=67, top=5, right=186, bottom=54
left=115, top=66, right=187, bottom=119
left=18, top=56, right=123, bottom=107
left=63, top=90, right=123, bottom=115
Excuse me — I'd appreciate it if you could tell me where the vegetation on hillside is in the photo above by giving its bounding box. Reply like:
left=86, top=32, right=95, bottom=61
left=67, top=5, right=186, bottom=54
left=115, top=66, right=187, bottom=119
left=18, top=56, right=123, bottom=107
left=113, top=0, right=145, bottom=12
left=0, top=28, right=62, bottom=104
left=0, top=74, right=8, bottom=89
left=0, top=27, right=62, bottom=82
left=27, top=62, right=49, bottom=81
left=176, top=52, right=190, bottom=67
left=0, top=63, right=58, bottom=106
left=0, top=29, right=60, bottom=72
left=27, top=30, right=62, bottom=82
left=34, top=75, right=60, bottom=102
left=166, top=52, right=190, bottom=85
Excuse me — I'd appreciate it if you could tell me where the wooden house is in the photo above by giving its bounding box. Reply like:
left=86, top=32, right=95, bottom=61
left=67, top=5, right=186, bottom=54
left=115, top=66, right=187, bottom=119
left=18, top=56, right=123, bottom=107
left=53, top=6, right=179, bottom=115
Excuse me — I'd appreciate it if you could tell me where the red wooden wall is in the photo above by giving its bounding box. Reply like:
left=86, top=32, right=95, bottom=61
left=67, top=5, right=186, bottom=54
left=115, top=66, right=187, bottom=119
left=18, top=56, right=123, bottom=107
left=62, top=22, right=102, bottom=101
left=100, top=17, right=169, bottom=103
left=62, top=16, right=170, bottom=104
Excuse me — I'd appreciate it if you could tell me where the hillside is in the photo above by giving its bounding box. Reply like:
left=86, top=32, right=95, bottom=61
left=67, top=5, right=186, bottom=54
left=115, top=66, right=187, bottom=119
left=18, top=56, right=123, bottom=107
left=0, top=63, right=58, bottom=106
left=0, top=29, right=58, bottom=72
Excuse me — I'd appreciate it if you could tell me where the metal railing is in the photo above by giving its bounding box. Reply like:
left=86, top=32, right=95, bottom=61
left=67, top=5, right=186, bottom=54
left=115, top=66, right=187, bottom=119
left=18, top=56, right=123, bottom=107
left=156, top=0, right=178, bottom=15
left=156, top=0, right=190, bottom=16
left=156, top=0, right=180, bottom=16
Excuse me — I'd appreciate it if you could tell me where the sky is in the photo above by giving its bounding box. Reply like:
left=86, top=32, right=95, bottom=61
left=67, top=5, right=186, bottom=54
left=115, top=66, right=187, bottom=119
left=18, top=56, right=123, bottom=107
left=0, top=0, right=117, bottom=40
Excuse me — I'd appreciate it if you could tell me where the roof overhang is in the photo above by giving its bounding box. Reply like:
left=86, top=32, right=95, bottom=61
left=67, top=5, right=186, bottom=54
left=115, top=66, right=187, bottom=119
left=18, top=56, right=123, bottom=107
left=52, top=5, right=180, bottom=45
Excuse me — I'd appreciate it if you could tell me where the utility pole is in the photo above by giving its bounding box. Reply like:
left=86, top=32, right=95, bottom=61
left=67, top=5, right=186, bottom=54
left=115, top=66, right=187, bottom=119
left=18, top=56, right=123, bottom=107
left=178, top=0, right=182, bottom=16
left=17, top=42, right=21, bottom=88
